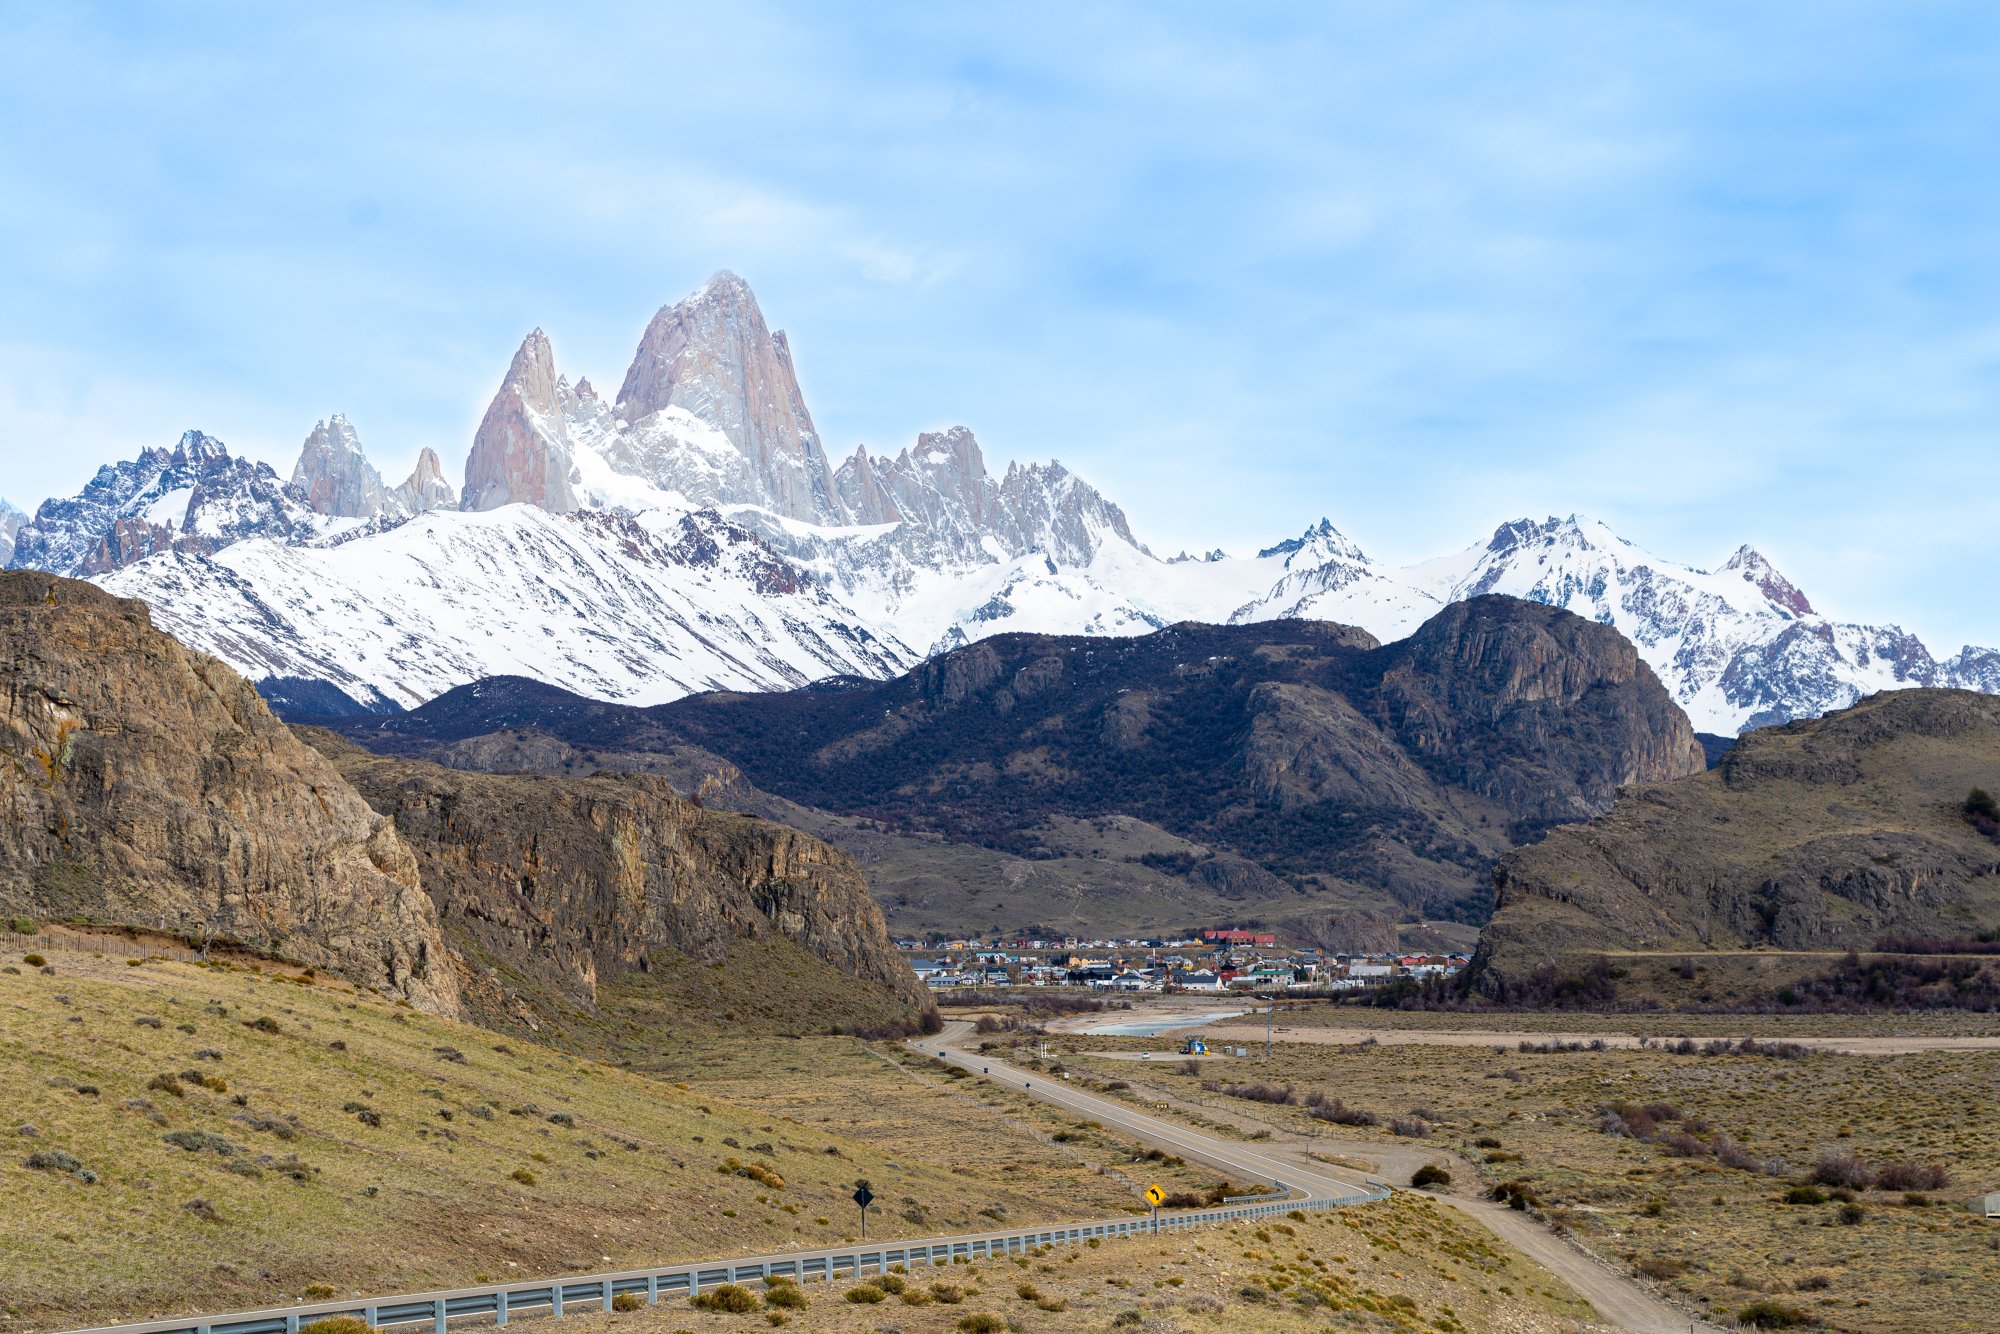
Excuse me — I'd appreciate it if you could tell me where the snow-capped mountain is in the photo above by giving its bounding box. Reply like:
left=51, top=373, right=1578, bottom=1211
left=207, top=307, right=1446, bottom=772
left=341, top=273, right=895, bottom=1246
left=0, top=498, right=23, bottom=567
left=292, top=414, right=458, bottom=520
left=98, top=505, right=913, bottom=711
left=9, top=430, right=327, bottom=577
left=14, top=270, right=1994, bottom=734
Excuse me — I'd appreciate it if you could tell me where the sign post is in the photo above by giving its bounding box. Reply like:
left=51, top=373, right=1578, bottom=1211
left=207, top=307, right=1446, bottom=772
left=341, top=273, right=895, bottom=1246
left=1144, top=1183, right=1165, bottom=1234
left=853, top=1182, right=874, bottom=1239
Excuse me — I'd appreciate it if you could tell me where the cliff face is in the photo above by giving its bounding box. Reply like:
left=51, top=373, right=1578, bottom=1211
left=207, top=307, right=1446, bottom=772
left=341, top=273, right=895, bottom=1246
left=0, top=573, right=456, bottom=1012
left=462, top=330, right=580, bottom=514
left=308, top=737, right=931, bottom=1028
left=1373, top=596, right=1706, bottom=823
left=1475, top=688, right=2000, bottom=994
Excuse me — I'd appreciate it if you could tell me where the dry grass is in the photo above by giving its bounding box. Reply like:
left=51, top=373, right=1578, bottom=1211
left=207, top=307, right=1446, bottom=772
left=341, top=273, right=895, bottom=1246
left=1057, top=1028, right=2000, bottom=1332
left=548, top=1192, right=1595, bottom=1333
left=0, top=945, right=1194, bottom=1329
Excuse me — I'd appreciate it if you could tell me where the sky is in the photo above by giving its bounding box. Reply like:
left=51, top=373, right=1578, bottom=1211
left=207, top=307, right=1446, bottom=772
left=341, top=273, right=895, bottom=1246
left=2, top=2, right=1998, bottom=648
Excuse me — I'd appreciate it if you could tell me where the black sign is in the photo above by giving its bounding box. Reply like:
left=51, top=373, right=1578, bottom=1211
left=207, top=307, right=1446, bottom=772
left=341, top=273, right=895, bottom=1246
left=853, top=1185, right=874, bottom=1209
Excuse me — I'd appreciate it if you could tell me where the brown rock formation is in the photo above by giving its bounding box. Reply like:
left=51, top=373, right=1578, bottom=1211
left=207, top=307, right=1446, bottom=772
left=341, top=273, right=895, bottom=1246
left=307, top=735, right=932, bottom=1029
left=1474, top=688, right=2000, bottom=995
left=462, top=330, right=579, bottom=513
left=0, top=573, right=456, bottom=1012
left=391, top=447, right=457, bottom=514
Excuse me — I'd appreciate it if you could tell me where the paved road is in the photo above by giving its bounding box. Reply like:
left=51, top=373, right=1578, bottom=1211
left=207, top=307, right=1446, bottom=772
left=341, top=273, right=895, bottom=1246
left=914, top=1021, right=1724, bottom=1334
left=1192, top=1023, right=2000, bottom=1055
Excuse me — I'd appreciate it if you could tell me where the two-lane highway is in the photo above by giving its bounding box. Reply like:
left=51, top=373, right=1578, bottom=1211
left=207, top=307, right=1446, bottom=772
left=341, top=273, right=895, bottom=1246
left=912, top=1020, right=1725, bottom=1334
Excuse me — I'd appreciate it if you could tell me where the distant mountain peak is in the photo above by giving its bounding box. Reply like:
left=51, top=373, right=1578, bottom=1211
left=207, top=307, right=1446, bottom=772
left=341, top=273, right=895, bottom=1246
left=293, top=415, right=392, bottom=519
left=1259, top=517, right=1368, bottom=564
left=462, top=328, right=578, bottom=514
left=1720, top=543, right=1814, bottom=617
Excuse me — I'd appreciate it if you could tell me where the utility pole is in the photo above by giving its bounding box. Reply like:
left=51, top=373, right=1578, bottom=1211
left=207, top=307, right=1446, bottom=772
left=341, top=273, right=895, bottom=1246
left=1265, top=997, right=1273, bottom=1059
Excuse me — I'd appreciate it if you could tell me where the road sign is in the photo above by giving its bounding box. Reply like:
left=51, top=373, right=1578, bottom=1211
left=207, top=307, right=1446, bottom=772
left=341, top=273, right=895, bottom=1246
left=1144, top=1184, right=1165, bottom=1207
left=853, top=1185, right=874, bottom=1209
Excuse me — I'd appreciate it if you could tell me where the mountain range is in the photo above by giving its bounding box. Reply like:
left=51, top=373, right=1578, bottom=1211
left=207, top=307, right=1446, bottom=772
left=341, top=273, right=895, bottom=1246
left=7, top=271, right=1994, bottom=734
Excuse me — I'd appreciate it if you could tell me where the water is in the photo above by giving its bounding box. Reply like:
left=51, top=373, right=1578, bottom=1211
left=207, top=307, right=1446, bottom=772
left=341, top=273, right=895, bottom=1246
left=1083, top=1010, right=1247, bottom=1037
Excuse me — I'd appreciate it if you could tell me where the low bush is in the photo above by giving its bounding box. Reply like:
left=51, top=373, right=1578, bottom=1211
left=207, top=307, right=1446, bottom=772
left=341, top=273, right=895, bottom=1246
left=1303, top=1092, right=1377, bottom=1126
left=301, top=1284, right=336, bottom=1300
left=1387, top=1116, right=1430, bottom=1138
left=24, top=1149, right=84, bottom=1174
left=610, top=1292, right=643, bottom=1313
left=1410, top=1164, right=1450, bottom=1189
left=1783, top=1185, right=1826, bottom=1205
left=510, top=1168, right=537, bottom=1186
left=691, top=1283, right=760, bottom=1313
left=1837, top=1202, right=1866, bottom=1225
left=1737, top=1298, right=1812, bottom=1328
left=1489, top=1180, right=1540, bottom=1211
left=300, top=1318, right=371, bottom=1334
left=844, top=1285, right=885, bottom=1304
left=1633, top=1256, right=1687, bottom=1280
left=954, top=1315, right=1006, bottom=1334
left=1810, top=1151, right=1875, bottom=1190
left=763, top=1283, right=807, bottom=1310
left=1873, top=1161, right=1949, bottom=1191
left=21, top=952, right=46, bottom=967
left=929, top=1281, right=965, bottom=1304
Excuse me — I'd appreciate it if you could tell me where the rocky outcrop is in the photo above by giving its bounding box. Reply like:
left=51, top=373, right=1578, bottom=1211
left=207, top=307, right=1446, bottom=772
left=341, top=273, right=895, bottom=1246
left=0, top=572, right=456, bottom=1012
left=1370, top=596, right=1706, bottom=823
left=291, top=415, right=393, bottom=519
left=1474, top=688, right=2000, bottom=994
left=391, top=448, right=456, bottom=514
left=462, top=330, right=580, bottom=513
left=308, top=735, right=931, bottom=1026
left=9, top=431, right=323, bottom=577
left=615, top=271, right=845, bottom=524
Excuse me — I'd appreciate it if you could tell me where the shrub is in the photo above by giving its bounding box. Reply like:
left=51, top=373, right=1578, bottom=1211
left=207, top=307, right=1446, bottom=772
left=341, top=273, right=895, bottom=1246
left=244, top=1016, right=281, bottom=1034
left=1783, top=1185, right=1826, bottom=1205
left=8, top=917, right=36, bottom=933
left=929, top=1281, right=965, bottom=1304
left=899, top=1288, right=933, bottom=1306
left=1633, top=1257, right=1687, bottom=1280
left=1811, top=1152, right=1875, bottom=1190
left=21, top=953, right=46, bottom=967
left=301, top=1284, right=337, bottom=1301
left=24, top=1149, right=84, bottom=1174
left=1873, top=1161, right=1949, bottom=1191
left=510, top=1168, right=537, bottom=1186
left=161, top=1130, right=237, bottom=1155
left=1014, top=1282, right=1039, bottom=1300
left=301, top=1319, right=371, bottom=1334
left=547, top=1112, right=575, bottom=1127
left=1303, top=1092, right=1377, bottom=1126
left=610, top=1292, right=643, bottom=1313
left=1410, top=1164, right=1451, bottom=1189
left=1737, top=1298, right=1811, bottom=1328
left=691, top=1284, right=759, bottom=1314
left=844, top=1285, right=885, bottom=1304
left=1215, top=1081, right=1295, bottom=1105
left=1489, top=1180, right=1540, bottom=1211
left=872, top=1274, right=905, bottom=1295
left=955, top=1316, right=1006, bottom=1334
left=1387, top=1117, right=1430, bottom=1138
left=182, top=1197, right=223, bottom=1223
left=763, top=1284, right=806, bottom=1310
left=1837, top=1202, right=1866, bottom=1225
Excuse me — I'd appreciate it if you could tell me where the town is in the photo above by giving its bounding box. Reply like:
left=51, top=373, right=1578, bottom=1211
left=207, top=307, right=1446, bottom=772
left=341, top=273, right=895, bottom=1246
left=900, top=926, right=1471, bottom=992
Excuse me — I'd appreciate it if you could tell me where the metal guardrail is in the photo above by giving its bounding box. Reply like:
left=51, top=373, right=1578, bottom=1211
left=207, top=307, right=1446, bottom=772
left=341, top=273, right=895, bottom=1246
left=54, top=1187, right=1390, bottom=1334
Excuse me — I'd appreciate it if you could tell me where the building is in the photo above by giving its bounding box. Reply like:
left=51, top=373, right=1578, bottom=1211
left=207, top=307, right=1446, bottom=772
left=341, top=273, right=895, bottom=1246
left=1969, top=1192, right=2000, bottom=1218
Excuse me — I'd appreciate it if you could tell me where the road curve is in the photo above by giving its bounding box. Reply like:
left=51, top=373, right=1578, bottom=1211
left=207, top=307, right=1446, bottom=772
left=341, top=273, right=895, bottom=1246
left=915, top=1021, right=1724, bottom=1334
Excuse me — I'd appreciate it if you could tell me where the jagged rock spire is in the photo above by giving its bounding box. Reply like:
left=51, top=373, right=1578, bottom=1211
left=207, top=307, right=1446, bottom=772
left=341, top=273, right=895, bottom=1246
left=463, top=329, right=579, bottom=514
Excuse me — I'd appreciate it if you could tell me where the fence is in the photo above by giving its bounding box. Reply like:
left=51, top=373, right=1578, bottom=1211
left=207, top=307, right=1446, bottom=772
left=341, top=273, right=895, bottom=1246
left=56, top=1184, right=1391, bottom=1334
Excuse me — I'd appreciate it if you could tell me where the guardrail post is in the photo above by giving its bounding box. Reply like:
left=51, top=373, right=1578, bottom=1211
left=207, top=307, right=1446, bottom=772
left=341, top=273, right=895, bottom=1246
left=646, top=1275, right=658, bottom=1305
left=433, top=1297, right=445, bottom=1334
left=600, top=1280, right=612, bottom=1312
left=551, top=1283, right=565, bottom=1319
left=495, top=1291, right=508, bottom=1326
left=285, top=1316, right=300, bottom=1334
left=687, top=1272, right=698, bottom=1301
left=362, top=1307, right=377, bottom=1330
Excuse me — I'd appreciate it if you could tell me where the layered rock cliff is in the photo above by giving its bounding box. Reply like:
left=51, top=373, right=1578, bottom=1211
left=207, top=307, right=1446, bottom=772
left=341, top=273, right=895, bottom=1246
left=0, top=572, right=456, bottom=1012
left=307, top=735, right=933, bottom=1029
left=1474, top=688, right=2000, bottom=994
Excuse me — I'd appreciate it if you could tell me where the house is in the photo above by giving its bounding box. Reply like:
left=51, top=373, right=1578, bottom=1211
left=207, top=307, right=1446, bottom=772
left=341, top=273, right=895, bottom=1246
left=1169, top=969, right=1223, bottom=992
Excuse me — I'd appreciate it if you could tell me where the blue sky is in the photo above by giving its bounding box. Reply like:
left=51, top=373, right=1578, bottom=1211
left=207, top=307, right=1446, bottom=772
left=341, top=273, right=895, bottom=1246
left=3, top=2, right=1997, bottom=648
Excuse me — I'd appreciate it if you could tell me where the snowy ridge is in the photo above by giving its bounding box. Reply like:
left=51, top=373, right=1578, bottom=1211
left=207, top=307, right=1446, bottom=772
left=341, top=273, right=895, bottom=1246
left=98, top=504, right=914, bottom=710
left=14, top=271, right=1993, bottom=733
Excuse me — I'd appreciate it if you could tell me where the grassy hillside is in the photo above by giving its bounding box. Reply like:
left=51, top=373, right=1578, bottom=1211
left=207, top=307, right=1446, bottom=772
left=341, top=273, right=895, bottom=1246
left=1479, top=688, right=2000, bottom=999
left=0, top=941, right=1162, bottom=1328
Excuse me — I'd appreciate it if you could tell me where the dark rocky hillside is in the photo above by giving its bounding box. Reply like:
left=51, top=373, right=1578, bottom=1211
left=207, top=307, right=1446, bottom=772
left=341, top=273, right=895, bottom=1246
left=331, top=596, right=1704, bottom=931
left=1475, top=688, right=2000, bottom=996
